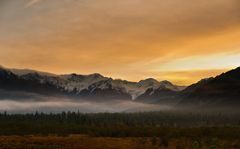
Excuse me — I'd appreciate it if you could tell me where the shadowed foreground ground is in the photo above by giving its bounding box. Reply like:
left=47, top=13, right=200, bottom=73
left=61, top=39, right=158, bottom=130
left=0, top=135, right=239, bottom=149
left=0, top=112, right=239, bottom=148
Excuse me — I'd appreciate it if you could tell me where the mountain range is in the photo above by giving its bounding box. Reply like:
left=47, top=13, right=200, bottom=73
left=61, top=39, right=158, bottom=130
left=0, top=66, right=184, bottom=101
left=0, top=66, right=240, bottom=108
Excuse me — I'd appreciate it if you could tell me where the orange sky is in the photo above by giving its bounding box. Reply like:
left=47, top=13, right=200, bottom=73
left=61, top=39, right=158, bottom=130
left=0, top=0, right=240, bottom=85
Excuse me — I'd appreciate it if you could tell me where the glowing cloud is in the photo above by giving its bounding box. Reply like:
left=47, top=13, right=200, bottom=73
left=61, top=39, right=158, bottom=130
left=0, top=0, right=240, bottom=85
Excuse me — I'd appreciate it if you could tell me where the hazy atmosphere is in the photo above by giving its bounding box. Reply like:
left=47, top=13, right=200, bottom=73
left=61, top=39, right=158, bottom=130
left=0, top=99, right=170, bottom=113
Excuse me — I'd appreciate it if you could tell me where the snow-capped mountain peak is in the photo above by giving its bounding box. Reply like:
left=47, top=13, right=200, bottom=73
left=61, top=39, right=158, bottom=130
left=0, top=66, right=185, bottom=100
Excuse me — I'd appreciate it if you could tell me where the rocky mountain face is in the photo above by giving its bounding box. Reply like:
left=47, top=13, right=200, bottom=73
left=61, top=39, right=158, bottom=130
left=0, top=66, right=183, bottom=101
left=0, top=68, right=67, bottom=98
left=1, top=66, right=239, bottom=108
left=135, top=81, right=183, bottom=104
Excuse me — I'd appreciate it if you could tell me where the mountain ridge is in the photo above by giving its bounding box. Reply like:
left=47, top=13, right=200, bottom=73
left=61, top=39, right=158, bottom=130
left=1, top=66, right=239, bottom=108
left=0, top=66, right=184, bottom=101
left=179, top=66, right=240, bottom=106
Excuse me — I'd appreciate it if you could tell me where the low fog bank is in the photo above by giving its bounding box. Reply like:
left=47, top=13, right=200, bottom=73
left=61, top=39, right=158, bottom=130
left=0, top=98, right=172, bottom=113
left=0, top=94, right=239, bottom=114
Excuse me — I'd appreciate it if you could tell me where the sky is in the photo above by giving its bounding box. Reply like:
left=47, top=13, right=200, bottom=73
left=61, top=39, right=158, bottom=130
left=0, top=0, right=240, bottom=85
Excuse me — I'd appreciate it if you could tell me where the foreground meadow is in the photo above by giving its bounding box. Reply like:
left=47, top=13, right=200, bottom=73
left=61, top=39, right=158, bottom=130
left=0, top=135, right=239, bottom=149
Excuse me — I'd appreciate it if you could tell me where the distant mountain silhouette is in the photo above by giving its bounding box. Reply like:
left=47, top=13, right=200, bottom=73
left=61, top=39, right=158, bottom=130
left=135, top=67, right=240, bottom=107
left=179, top=67, right=240, bottom=106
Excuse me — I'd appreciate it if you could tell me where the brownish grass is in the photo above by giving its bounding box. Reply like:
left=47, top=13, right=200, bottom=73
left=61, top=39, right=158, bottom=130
left=0, top=135, right=238, bottom=149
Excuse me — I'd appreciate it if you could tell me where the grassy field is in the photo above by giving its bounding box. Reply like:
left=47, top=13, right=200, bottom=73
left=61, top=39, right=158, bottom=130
left=0, top=135, right=239, bottom=149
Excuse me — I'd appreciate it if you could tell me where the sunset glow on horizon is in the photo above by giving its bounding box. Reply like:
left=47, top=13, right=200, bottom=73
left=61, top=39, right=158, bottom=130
left=0, top=0, right=240, bottom=85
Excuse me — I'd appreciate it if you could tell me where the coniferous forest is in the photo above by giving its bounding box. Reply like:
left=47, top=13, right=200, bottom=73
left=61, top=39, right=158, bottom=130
left=0, top=111, right=239, bottom=136
left=0, top=111, right=239, bottom=149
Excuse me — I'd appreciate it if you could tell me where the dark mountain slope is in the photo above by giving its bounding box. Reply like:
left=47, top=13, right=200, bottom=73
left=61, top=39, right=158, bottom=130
left=179, top=67, right=240, bottom=106
left=0, top=68, right=67, bottom=99
left=136, top=81, right=183, bottom=104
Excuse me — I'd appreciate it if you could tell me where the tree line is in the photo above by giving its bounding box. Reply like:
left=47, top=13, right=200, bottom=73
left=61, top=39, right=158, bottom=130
left=0, top=111, right=239, bottom=137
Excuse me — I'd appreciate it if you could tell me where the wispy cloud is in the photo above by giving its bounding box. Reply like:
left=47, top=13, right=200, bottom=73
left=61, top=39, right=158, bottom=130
left=25, top=0, right=40, bottom=8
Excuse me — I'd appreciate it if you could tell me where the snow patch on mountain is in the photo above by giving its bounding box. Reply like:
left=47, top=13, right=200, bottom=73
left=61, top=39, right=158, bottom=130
left=1, top=66, right=186, bottom=99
